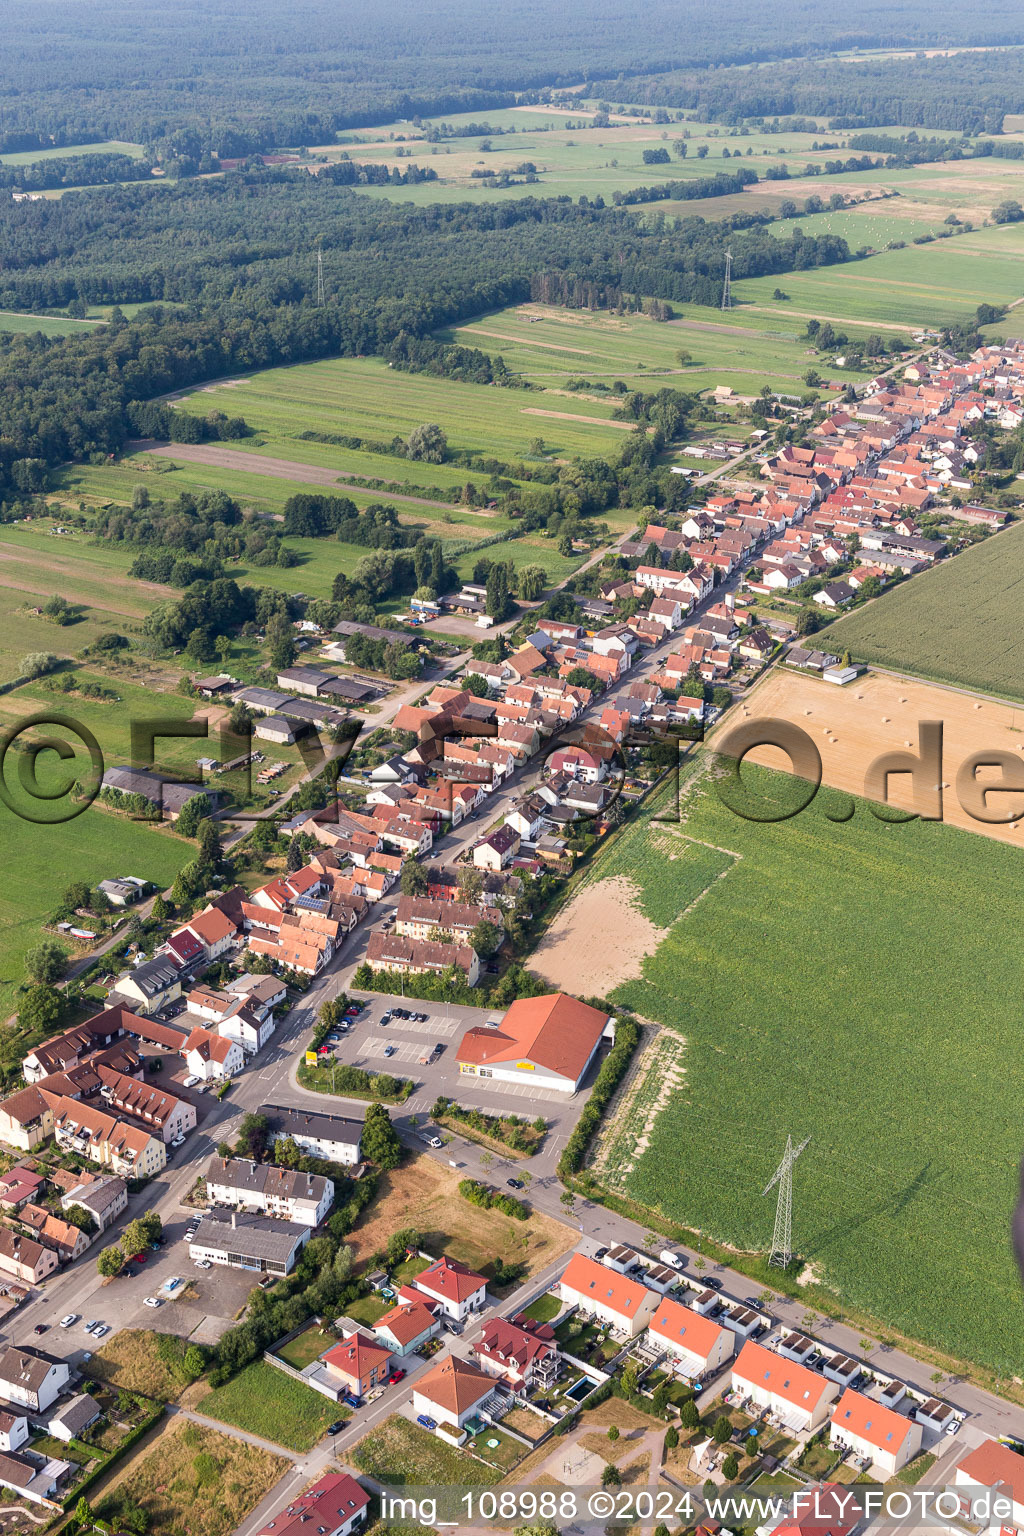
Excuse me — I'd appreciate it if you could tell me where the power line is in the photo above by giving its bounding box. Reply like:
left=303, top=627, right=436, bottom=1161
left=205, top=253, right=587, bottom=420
left=762, top=1134, right=810, bottom=1268
left=721, top=248, right=733, bottom=311
left=316, top=245, right=325, bottom=308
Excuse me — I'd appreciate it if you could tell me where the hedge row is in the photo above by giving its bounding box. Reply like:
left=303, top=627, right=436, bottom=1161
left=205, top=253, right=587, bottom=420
left=558, top=1015, right=641, bottom=1178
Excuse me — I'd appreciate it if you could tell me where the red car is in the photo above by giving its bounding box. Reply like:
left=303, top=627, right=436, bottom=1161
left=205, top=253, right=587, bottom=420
left=131, top=1253, right=147, bottom=1264
left=388, top=1368, right=405, bottom=1384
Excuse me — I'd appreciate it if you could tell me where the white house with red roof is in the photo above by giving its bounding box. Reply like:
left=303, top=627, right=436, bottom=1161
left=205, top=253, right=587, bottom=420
left=828, top=1387, right=921, bottom=1476
left=182, top=1027, right=245, bottom=1082
left=456, top=992, right=613, bottom=1095
left=954, top=1439, right=1024, bottom=1532
left=559, top=1251, right=658, bottom=1338
left=647, top=1295, right=734, bottom=1378
left=182, top=906, right=238, bottom=961
left=412, top=1354, right=495, bottom=1432
left=371, top=1297, right=441, bottom=1356
left=254, top=1472, right=369, bottom=1536
left=731, top=1338, right=837, bottom=1431
left=412, top=1255, right=487, bottom=1322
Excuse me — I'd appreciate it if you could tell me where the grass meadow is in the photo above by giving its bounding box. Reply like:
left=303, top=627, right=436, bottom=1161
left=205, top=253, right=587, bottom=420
left=444, top=301, right=875, bottom=397
left=586, top=763, right=1024, bottom=1376
left=198, top=1360, right=344, bottom=1450
left=0, top=310, right=105, bottom=337
left=819, top=520, right=1024, bottom=701
left=169, top=355, right=627, bottom=460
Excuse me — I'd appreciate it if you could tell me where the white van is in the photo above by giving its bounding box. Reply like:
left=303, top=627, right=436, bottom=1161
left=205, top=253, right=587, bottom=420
left=659, top=1249, right=683, bottom=1269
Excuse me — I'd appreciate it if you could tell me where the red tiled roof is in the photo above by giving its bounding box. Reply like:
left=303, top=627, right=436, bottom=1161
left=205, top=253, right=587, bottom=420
left=415, top=1254, right=486, bottom=1304
left=733, top=1339, right=832, bottom=1413
left=457, top=993, right=608, bottom=1083
left=648, top=1295, right=728, bottom=1362
left=830, top=1387, right=913, bottom=1453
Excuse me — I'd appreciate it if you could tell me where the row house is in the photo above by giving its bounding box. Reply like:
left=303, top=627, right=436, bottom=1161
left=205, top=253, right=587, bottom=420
left=51, top=1096, right=166, bottom=1179
left=394, top=895, right=498, bottom=944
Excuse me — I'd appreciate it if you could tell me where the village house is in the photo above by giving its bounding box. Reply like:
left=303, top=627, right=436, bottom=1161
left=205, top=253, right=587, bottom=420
left=59, top=1175, right=127, bottom=1233
left=365, top=932, right=480, bottom=985
left=371, top=1297, right=442, bottom=1356
left=474, top=1315, right=559, bottom=1390
left=182, top=1027, right=246, bottom=1082
left=0, top=1346, right=69, bottom=1412
left=321, top=1333, right=393, bottom=1400
left=266, top=1105, right=363, bottom=1166
left=412, top=1255, right=487, bottom=1322
left=647, top=1295, right=735, bottom=1378
left=412, top=1354, right=495, bottom=1432
left=731, top=1338, right=837, bottom=1432
left=0, top=1230, right=59, bottom=1286
left=252, top=1472, right=370, bottom=1536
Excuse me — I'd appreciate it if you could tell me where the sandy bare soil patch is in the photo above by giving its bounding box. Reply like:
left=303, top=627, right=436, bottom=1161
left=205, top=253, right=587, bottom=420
left=720, top=667, right=1024, bottom=845
left=531, top=874, right=668, bottom=993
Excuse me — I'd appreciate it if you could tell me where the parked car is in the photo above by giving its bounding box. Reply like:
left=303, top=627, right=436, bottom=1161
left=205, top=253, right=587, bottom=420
left=946, top=1420, right=961, bottom=1437
left=172, top=1135, right=185, bottom=1148
left=507, top=1178, right=524, bottom=1190
left=32, top=1323, right=47, bottom=1334
left=182, top=1074, right=200, bottom=1088
left=744, top=1295, right=760, bottom=1307
left=84, top=1320, right=98, bottom=1333
left=163, top=1276, right=184, bottom=1293
left=131, top=1252, right=147, bottom=1264
left=388, top=1368, right=405, bottom=1384
left=416, top=1414, right=437, bottom=1430
left=704, top=1277, right=723, bottom=1290
left=58, top=1315, right=78, bottom=1329
left=383, top=1045, right=396, bottom=1057
left=92, top=1324, right=109, bottom=1338
left=194, top=1259, right=212, bottom=1270
left=143, top=1297, right=162, bottom=1308
left=380, top=1011, right=392, bottom=1025
left=327, top=1421, right=343, bottom=1435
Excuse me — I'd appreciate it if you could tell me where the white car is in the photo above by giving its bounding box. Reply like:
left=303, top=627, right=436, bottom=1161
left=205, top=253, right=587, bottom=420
left=182, top=1074, right=200, bottom=1089
left=946, top=1419, right=961, bottom=1436
left=58, top=1314, right=78, bottom=1328
left=171, top=1135, right=185, bottom=1148
left=143, top=1297, right=162, bottom=1309
left=92, top=1324, right=109, bottom=1338
left=194, top=1259, right=212, bottom=1270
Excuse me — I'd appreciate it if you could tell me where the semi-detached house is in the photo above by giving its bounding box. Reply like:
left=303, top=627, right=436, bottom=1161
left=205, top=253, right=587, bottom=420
left=829, top=1386, right=922, bottom=1476
left=558, top=1251, right=658, bottom=1338
left=731, top=1337, right=837, bottom=1432
left=647, top=1294, right=734, bottom=1378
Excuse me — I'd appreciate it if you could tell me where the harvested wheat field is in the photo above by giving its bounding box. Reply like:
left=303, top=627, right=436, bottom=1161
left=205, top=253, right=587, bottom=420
left=720, top=667, right=1024, bottom=845
left=531, top=874, right=668, bottom=993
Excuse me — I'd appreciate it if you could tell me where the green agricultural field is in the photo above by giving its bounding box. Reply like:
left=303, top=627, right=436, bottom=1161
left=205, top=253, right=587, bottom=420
left=0, top=310, right=104, bottom=337
left=0, top=804, right=190, bottom=1020
left=733, top=223, right=1024, bottom=330
left=0, top=139, right=145, bottom=166
left=584, top=762, right=1024, bottom=1376
left=818, top=521, right=1024, bottom=701
left=169, top=355, right=626, bottom=461
left=444, top=301, right=874, bottom=397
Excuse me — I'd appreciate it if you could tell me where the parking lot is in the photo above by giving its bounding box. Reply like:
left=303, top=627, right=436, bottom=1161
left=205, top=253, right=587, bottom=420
left=308, top=991, right=599, bottom=1123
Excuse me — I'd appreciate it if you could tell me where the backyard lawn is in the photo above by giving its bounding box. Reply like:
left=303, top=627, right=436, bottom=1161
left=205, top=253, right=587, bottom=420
left=274, top=1323, right=336, bottom=1370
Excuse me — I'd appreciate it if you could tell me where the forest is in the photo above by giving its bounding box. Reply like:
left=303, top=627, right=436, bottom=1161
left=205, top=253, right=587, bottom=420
left=2, top=0, right=1024, bottom=156
left=0, top=176, right=849, bottom=503
left=621, top=48, right=1024, bottom=134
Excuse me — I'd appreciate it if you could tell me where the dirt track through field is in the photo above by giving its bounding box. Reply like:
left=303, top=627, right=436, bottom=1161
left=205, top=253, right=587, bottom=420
left=520, top=407, right=638, bottom=430
left=459, top=326, right=594, bottom=354
left=723, top=667, right=1024, bottom=846
left=140, top=444, right=472, bottom=512
left=743, top=306, right=915, bottom=333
